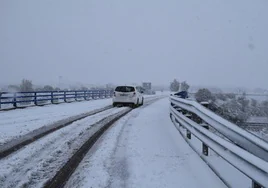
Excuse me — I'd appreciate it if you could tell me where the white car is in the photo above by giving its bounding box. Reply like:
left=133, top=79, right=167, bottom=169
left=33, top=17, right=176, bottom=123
left=113, top=85, right=144, bottom=108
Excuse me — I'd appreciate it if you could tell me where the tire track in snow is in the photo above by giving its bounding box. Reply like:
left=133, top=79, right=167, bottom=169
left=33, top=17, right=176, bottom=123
left=0, top=107, right=128, bottom=188
left=64, top=98, right=163, bottom=188
left=0, top=105, right=113, bottom=159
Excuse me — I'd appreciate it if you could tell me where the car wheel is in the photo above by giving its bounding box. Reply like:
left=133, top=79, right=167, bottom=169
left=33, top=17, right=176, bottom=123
left=141, top=98, right=144, bottom=106
left=136, top=99, right=139, bottom=108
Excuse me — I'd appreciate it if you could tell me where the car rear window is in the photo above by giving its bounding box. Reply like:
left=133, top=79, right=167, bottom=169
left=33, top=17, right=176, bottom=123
left=115, top=86, right=135, bottom=92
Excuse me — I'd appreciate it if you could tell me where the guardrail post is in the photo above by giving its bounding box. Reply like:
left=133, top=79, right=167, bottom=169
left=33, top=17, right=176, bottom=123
left=51, top=92, right=54, bottom=104
left=64, top=91, right=67, bottom=102
left=187, top=130, right=191, bottom=139
left=202, top=124, right=209, bottom=156
left=13, top=93, right=17, bottom=108
left=0, top=92, right=2, bottom=109
left=252, top=181, right=262, bottom=188
left=34, top=92, right=37, bottom=105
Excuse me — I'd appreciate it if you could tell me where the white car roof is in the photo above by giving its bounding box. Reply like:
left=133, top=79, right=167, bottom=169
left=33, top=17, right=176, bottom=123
left=115, top=85, right=137, bottom=87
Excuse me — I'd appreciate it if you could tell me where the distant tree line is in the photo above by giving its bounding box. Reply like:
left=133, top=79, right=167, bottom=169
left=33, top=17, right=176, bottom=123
left=194, top=88, right=268, bottom=125
left=6, top=79, right=92, bottom=92
left=8, top=79, right=34, bottom=92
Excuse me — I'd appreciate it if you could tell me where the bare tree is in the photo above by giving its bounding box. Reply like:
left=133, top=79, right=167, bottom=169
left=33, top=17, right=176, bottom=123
left=80, top=86, right=88, bottom=90
left=195, top=88, right=215, bottom=102
left=8, top=85, right=20, bottom=92
left=180, top=81, right=190, bottom=91
left=43, top=85, right=54, bottom=91
left=251, top=98, right=257, bottom=107
left=20, top=79, right=33, bottom=92
left=170, top=79, right=180, bottom=92
left=261, top=101, right=268, bottom=115
left=220, top=99, right=250, bottom=124
left=19, top=79, right=34, bottom=104
left=215, top=93, right=227, bottom=101
left=237, top=93, right=249, bottom=112
left=225, top=93, right=236, bottom=99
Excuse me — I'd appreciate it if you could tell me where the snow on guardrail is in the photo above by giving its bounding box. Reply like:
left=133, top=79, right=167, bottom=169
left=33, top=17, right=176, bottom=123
left=170, top=96, right=268, bottom=162
left=170, top=96, right=268, bottom=188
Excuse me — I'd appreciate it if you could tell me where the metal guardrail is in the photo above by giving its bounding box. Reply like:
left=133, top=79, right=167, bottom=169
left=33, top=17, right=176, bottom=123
left=0, top=90, right=113, bottom=109
left=169, top=96, right=268, bottom=188
left=188, top=92, right=268, bottom=97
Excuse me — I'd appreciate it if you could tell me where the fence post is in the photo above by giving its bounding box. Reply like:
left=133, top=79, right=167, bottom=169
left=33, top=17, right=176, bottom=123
left=51, top=91, right=54, bottom=104
left=75, top=91, right=78, bottom=101
left=252, top=181, right=262, bottom=188
left=34, top=92, right=37, bottom=105
left=90, top=91, right=93, bottom=99
left=13, top=93, right=17, bottom=108
left=94, top=91, right=97, bottom=99
left=84, top=91, right=87, bottom=100
left=87, top=91, right=90, bottom=100
left=98, top=90, right=101, bottom=99
left=63, top=91, right=66, bottom=102
left=92, top=91, right=94, bottom=100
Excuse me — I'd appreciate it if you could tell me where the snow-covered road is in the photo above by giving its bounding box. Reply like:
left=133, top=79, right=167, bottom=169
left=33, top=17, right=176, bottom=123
left=66, top=98, right=226, bottom=188
left=0, top=107, right=129, bottom=188
left=0, top=94, right=165, bottom=145
left=0, top=99, right=112, bottom=145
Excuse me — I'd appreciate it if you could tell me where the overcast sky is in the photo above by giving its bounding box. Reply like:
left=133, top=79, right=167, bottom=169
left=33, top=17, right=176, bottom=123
left=1, top=0, right=268, bottom=88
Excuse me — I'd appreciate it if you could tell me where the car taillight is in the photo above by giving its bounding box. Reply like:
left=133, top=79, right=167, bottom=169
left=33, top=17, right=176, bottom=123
left=133, top=92, right=136, bottom=96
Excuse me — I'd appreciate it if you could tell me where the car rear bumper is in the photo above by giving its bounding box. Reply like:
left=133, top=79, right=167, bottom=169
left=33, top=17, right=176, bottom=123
left=112, top=96, right=137, bottom=104
left=113, top=102, right=136, bottom=107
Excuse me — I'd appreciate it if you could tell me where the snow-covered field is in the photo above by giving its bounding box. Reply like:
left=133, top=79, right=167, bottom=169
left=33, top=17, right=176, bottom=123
left=0, top=93, right=166, bottom=145
left=66, top=98, right=226, bottom=188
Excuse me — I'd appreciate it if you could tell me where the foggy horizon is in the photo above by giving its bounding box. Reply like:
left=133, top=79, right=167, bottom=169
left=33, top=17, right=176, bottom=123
left=1, top=0, right=268, bottom=90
